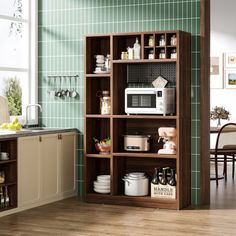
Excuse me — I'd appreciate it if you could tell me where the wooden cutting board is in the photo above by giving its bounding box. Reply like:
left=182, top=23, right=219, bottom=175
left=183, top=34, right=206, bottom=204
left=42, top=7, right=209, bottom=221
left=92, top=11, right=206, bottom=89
left=0, top=96, right=10, bottom=124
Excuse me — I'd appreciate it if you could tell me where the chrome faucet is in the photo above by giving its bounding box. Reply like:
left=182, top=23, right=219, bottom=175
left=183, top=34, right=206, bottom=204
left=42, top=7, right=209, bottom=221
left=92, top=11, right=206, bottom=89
left=25, top=104, right=42, bottom=128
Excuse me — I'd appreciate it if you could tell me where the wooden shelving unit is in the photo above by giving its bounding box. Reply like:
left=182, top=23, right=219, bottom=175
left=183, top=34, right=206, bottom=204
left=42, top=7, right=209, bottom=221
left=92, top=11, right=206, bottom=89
left=84, top=30, right=191, bottom=209
left=0, top=138, right=17, bottom=212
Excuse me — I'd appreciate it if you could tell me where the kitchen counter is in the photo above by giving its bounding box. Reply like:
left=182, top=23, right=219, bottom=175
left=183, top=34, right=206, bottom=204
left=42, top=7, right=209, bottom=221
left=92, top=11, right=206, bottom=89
left=0, top=128, right=78, bottom=140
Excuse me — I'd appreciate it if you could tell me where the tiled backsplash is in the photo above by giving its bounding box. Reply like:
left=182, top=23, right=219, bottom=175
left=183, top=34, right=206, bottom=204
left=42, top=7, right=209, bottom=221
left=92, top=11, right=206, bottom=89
left=38, top=0, right=201, bottom=204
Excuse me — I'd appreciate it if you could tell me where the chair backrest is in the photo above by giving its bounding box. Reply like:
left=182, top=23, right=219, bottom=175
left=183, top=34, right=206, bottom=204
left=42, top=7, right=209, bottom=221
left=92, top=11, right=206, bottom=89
left=215, top=123, right=236, bottom=151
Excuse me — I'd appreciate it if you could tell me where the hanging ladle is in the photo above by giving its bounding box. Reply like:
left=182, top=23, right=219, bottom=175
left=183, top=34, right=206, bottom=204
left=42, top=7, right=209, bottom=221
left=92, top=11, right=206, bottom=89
left=55, top=76, right=62, bottom=97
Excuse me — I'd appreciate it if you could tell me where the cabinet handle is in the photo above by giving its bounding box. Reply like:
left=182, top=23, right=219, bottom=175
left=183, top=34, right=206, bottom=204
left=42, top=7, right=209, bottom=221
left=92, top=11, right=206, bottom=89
left=58, top=134, right=62, bottom=140
left=39, top=136, right=42, bottom=142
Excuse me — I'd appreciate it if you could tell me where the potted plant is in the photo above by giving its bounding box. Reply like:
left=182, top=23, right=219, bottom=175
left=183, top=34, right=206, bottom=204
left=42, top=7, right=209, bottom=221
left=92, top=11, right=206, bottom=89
left=210, top=106, right=230, bottom=127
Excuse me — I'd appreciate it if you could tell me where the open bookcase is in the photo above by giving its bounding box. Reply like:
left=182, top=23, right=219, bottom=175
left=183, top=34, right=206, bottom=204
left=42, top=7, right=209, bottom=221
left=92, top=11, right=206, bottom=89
left=84, top=31, right=191, bottom=209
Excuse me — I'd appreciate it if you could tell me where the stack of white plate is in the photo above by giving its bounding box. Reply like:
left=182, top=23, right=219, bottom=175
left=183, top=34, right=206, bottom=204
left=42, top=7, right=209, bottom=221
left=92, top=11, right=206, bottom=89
left=94, top=55, right=106, bottom=73
left=93, top=175, right=110, bottom=194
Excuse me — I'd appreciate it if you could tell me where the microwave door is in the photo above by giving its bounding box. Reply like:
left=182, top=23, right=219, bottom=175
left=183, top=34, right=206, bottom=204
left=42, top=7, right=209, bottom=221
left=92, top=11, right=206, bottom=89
left=126, top=93, right=157, bottom=114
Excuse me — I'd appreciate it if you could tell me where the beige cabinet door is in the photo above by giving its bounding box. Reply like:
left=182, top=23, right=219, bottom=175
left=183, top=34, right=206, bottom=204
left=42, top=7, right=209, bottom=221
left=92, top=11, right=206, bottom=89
left=59, top=132, right=76, bottom=196
left=18, top=136, right=40, bottom=207
left=40, top=134, right=59, bottom=200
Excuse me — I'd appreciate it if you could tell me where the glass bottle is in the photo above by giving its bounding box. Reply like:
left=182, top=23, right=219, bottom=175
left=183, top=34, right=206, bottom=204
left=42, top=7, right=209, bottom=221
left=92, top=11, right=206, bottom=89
left=159, top=35, right=165, bottom=46
left=105, top=54, right=111, bottom=71
left=98, top=90, right=111, bottom=115
left=160, top=167, right=169, bottom=185
left=168, top=169, right=176, bottom=186
left=151, top=168, right=160, bottom=197
left=4, top=186, right=9, bottom=208
left=133, top=37, right=141, bottom=59
left=0, top=187, right=4, bottom=208
left=170, top=34, right=177, bottom=46
left=151, top=168, right=160, bottom=185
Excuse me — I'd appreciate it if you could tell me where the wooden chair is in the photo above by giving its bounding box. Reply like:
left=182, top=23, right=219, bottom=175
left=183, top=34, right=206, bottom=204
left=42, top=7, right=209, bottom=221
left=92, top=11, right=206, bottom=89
left=210, top=123, right=236, bottom=186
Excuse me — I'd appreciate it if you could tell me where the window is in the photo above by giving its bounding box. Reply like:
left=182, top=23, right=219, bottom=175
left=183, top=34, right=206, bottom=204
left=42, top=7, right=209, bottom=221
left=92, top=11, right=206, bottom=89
left=0, top=0, right=37, bottom=125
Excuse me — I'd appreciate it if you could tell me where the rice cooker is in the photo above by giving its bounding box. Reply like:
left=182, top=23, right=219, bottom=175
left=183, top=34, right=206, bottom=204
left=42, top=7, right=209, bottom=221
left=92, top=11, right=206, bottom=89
left=124, top=135, right=151, bottom=152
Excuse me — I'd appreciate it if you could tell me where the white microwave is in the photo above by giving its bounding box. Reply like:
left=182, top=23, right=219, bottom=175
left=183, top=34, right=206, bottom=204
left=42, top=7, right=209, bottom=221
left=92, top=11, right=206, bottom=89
left=125, top=88, right=175, bottom=115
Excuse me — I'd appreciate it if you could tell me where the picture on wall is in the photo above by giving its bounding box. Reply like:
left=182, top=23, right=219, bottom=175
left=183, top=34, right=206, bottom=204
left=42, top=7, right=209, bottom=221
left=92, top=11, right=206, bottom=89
left=210, top=54, right=223, bottom=89
left=225, top=53, right=236, bottom=68
left=225, top=70, right=236, bottom=88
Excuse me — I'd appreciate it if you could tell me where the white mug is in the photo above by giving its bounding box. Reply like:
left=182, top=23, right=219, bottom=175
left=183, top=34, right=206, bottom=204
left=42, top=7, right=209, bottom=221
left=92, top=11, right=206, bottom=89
left=0, top=152, right=9, bottom=160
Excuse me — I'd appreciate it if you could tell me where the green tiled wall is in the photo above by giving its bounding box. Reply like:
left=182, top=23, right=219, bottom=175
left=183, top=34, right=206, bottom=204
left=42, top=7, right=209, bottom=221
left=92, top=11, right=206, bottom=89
left=38, top=0, right=201, bottom=205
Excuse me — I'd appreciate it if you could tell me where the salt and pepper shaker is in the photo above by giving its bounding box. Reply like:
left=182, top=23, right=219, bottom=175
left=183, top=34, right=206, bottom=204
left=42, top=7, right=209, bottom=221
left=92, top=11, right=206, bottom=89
left=170, top=49, right=177, bottom=59
left=159, top=49, right=166, bottom=59
left=159, top=35, right=165, bottom=46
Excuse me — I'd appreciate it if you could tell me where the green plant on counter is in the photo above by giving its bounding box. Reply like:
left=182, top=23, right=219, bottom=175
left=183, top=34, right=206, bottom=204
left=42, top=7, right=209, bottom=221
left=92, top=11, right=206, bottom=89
left=4, top=77, right=22, bottom=116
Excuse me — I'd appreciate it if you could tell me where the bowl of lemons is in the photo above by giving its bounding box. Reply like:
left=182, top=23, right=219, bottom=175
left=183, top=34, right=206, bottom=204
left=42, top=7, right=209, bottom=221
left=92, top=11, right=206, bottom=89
left=0, top=117, right=22, bottom=132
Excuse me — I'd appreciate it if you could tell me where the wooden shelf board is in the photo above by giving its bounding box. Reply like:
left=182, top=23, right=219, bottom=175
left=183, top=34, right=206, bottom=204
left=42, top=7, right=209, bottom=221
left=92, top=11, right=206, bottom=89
left=0, top=182, right=17, bottom=187
left=85, top=73, right=111, bottom=77
left=86, top=154, right=112, bottom=158
left=155, top=46, right=166, bottom=48
left=113, top=152, right=177, bottom=159
left=112, top=59, right=176, bottom=63
left=0, top=206, right=17, bottom=212
left=144, top=46, right=155, bottom=49
left=86, top=193, right=177, bottom=209
left=166, top=45, right=177, bottom=48
left=0, top=159, right=16, bottom=164
left=112, top=115, right=177, bottom=119
left=86, top=114, right=111, bottom=118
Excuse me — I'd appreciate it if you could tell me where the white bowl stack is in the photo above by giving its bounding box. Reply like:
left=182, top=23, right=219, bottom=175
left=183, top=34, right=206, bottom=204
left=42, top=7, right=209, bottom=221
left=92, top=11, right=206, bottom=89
left=93, top=175, right=111, bottom=194
left=94, top=55, right=106, bottom=73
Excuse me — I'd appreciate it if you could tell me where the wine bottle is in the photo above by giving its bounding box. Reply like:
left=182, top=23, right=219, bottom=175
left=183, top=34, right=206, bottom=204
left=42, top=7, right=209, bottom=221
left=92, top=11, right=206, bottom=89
left=133, top=37, right=141, bottom=59
left=0, top=187, right=4, bottom=208
left=151, top=168, right=160, bottom=197
left=4, top=186, right=9, bottom=208
left=160, top=167, right=169, bottom=185
left=151, top=168, right=160, bottom=184
left=168, top=169, right=176, bottom=186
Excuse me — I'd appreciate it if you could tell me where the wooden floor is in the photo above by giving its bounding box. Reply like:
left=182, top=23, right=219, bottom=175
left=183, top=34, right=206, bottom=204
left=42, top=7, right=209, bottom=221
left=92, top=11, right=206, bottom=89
left=0, top=163, right=235, bottom=236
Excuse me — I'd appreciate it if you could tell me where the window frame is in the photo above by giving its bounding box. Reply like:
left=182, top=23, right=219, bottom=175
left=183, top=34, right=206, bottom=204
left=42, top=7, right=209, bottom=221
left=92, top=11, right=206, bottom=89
left=0, top=0, right=38, bottom=125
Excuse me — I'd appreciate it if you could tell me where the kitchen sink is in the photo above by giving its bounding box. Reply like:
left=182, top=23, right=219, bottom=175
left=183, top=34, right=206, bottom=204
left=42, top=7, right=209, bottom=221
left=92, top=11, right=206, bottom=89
left=24, top=127, right=58, bottom=132
left=21, top=127, right=59, bottom=132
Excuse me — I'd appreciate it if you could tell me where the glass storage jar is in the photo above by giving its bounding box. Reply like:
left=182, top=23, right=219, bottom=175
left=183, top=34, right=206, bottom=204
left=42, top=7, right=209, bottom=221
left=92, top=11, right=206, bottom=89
left=148, top=36, right=154, bottom=46
left=97, top=90, right=111, bottom=115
